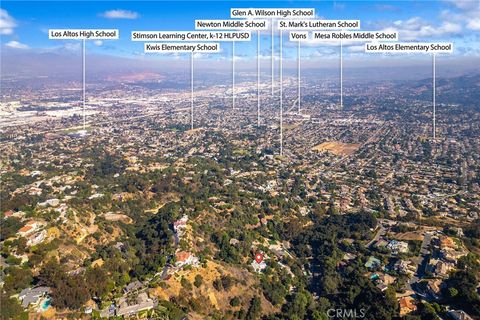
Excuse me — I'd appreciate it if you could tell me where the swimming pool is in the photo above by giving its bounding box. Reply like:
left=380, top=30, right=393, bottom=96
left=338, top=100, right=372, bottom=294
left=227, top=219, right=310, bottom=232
left=40, top=298, right=51, bottom=311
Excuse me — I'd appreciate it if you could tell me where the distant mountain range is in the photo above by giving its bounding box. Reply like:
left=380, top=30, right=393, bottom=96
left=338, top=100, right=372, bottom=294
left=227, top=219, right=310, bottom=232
left=1, top=48, right=479, bottom=83
left=404, top=74, right=480, bottom=108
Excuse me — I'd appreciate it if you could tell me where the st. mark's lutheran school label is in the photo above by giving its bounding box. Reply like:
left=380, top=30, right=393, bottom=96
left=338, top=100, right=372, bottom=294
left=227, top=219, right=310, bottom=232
left=49, top=29, right=119, bottom=39
left=144, top=42, right=220, bottom=53
left=132, top=31, right=251, bottom=41
left=365, top=42, right=453, bottom=53
left=278, top=20, right=360, bottom=30
left=230, top=8, right=315, bottom=18
left=195, top=20, right=269, bottom=30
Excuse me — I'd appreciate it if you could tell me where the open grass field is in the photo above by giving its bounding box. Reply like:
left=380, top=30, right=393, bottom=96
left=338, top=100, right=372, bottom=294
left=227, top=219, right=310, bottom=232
left=312, top=141, right=361, bottom=156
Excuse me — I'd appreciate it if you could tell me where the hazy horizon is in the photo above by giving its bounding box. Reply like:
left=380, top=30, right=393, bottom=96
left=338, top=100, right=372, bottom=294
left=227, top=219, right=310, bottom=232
left=2, top=49, right=479, bottom=82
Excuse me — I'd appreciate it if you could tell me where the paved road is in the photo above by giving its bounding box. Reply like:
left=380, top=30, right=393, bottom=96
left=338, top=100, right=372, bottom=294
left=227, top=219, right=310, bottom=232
left=407, top=232, right=433, bottom=294
left=366, top=224, right=386, bottom=248
left=420, top=232, right=432, bottom=256
left=159, top=231, right=180, bottom=280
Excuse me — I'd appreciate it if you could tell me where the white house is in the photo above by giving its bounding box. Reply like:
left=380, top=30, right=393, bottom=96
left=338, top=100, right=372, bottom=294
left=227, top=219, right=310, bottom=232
left=251, top=260, right=267, bottom=273
left=175, top=251, right=199, bottom=268
left=27, top=230, right=47, bottom=246
left=387, top=240, right=409, bottom=254
left=18, top=287, right=50, bottom=309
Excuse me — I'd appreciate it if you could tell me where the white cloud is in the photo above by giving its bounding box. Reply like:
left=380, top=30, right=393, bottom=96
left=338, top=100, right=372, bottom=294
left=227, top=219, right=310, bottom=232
left=440, top=21, right=463, bottom=33
left=392, top=17, right=462, bottom=40
left=94, top=40, right=103, bottom=46
left=0, top=9, right=17, bottom=35
left=258, top=54, right=277, bottom=60
left=101, top=9, right=139, bottom=19
left=440, top=2, right=480, bottom=31
left=443, top=0, right=478, bottom=10
left=63, top=42, right=81, bottom=51
left=347, top=45, right=365, bottom=53
left=193, top=52, right=205, bottom=59
left=6, top=40, right=28, bottom=49
left=308, top=48, right=338, bottom=58
left=466, top=19, right=480, bottom=30
left=375, top=4, right=399, bottom=12
left=333, top=3, right=346, bottom=10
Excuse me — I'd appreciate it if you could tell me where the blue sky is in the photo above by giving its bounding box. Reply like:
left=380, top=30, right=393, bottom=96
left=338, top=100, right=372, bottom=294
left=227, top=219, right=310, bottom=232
left=1, top=1, right=479, bottom=62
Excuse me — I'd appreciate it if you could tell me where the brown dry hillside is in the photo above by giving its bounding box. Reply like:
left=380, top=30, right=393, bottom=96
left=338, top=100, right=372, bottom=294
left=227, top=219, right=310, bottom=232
left=151, top=260, right=277, bottom=318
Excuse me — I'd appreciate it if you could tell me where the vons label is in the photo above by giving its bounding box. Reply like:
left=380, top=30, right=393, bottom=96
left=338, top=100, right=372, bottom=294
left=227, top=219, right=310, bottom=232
left=289, top=31, right=309, bottom=41
left=49, top=29, right=119, bottom=39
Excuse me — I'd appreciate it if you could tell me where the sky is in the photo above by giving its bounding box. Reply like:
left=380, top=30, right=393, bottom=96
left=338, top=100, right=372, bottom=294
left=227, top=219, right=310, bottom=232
left=1, top=0, right=479, bottom=68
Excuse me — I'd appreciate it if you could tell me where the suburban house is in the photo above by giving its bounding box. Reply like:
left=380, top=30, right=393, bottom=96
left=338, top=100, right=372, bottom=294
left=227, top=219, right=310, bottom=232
left=387, top=240, right=409, bottom=254
left=394, top=259, right=415, bottom=275
left=426, top=279, right=443, bottom=300
left=173, top=215, right=188, bottom=230
left=3, top=210, right=14, bottom=219
left=175, top=251, right=199, bottom=268
left=398, top=296, right=417, bottom=316
left=116, top=292, right=156, bottom=317
left=18, top=287, right=50, bottom=309
left=251, top=259, right=267, bottom=273
left=173, top=215, right=188, bottom=237
left=426, top=258, right=455, bottom=278
left=365, top=256, right=382, bottom=270
left=448, top=310, right=474, bottom=320
left=124, top=280, right=143, bottom=294
left=18, top=220, right=41, bottom=237
left=27, top=230, right=47, bottom=246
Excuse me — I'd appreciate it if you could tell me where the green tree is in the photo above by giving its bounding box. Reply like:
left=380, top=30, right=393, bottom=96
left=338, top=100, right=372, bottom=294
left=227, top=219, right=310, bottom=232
left=194, top=275, right=203, bottom=288
left=284, top=290, right=310, bottom=320
left=84, top=267, right=110, bottom=298
left=50, top=274, right=90, bottom=310
left=246, top=296, right=262, bottom=320
left=3, top=267, right=33, bottom=293
left=38, top=259, right=91, bottom=310
left=230, top=296, right=240, bottom=307
left=0, top=293, right=23, bottom=320
left=448, top=287, right=458, bottom=298
left=417, top=302, right=438, bottom=320
left=180, top=277, right=192, bottom=291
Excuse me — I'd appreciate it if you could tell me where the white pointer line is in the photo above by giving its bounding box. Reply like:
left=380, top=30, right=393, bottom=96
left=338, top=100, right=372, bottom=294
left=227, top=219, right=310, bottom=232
left=232, top=41, right=235, bottom=109
left=433, top=53, right=436, bottom=141
left=280, top=30, right=283, bottom=156
left=271, top=18, right=274, bottom=96
left=297, top=41, right=301, bottom=113
left=82, top=39, right=86, bottom=130
left=340, top=39, right=343, bottom=109
left=191, top=52, right=194, bottom=130
left=257, top=30, right=260, bottom=126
